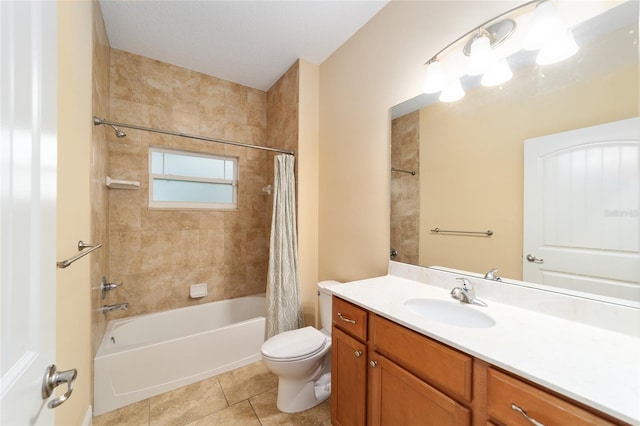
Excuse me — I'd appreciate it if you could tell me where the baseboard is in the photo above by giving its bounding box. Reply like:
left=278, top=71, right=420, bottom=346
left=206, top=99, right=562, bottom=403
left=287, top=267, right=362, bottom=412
left=82, top=405, right=93, bottom=426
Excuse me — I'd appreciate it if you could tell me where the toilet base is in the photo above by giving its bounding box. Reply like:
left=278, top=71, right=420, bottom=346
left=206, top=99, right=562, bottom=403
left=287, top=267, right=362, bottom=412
left=276, top=372, right=331, bottom=413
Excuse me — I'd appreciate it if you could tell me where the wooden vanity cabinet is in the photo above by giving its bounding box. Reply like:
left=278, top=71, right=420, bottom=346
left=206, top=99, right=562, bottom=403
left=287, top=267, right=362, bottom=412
left=331, top=296, right=623, bottom=426
left=487, top=368, right=619, bottom=426
left=332, top=298, right=368, bottom=426
left=332, top=296, right=472, bottom=426
left=368, top=353, right=471, bottom=425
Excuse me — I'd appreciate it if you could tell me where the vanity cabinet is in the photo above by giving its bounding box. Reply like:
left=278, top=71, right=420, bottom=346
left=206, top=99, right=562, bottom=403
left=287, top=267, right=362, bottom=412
left=487, top=368, right=615, bottom=426
left=368, top=353, right=470, bottom=425
left=332, top=296, right=471, bottom=426
left=331, top=295, right=625, bottom=426
left=332, top=297, right=368, bottom=426
left=332, top=327, right=367, bottom=426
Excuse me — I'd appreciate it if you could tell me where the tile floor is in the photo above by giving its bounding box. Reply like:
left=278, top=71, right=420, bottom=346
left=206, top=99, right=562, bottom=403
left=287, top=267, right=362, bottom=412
left=92, top=361, right=331, bottom=426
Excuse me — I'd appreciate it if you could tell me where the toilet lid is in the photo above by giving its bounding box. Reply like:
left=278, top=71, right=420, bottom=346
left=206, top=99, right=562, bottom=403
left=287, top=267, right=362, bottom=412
left=261, top=326, right=327, bottom=360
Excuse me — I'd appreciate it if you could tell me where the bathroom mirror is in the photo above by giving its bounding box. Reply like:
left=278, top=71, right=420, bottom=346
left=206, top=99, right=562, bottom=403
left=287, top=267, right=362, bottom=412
left=390, top=1, right=639, bottom=306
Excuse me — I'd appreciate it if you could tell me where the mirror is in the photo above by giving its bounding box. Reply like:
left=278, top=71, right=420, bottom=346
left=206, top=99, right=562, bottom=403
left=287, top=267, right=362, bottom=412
left=390, top=1, right=639, bottom=306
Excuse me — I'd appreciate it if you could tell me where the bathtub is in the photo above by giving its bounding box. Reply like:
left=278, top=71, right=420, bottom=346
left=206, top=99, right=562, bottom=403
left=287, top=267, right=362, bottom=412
left=93, top=294, right=266, bottom=415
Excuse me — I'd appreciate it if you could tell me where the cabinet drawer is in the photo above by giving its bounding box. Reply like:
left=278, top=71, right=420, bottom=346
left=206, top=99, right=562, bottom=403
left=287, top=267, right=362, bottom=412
left=371, top=315, right=473, bottom=403
left=332, top=296, right=368, bottom=341
left=487, top=368, right=615, bottom=426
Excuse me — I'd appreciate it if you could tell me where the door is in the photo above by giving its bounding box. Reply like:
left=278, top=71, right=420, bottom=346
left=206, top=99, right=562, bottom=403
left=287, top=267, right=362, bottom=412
left=1, top=1, right=59, bottom=424
left=523, top=117, right=640, bottom=301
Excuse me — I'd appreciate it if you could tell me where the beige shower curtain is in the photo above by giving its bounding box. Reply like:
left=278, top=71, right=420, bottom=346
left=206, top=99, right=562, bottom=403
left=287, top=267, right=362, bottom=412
left=266, top=154, right=303, bottom=338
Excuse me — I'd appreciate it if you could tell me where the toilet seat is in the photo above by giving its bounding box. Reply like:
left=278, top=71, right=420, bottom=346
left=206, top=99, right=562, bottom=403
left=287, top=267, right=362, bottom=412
left=261, top=326, right=328, bottom=362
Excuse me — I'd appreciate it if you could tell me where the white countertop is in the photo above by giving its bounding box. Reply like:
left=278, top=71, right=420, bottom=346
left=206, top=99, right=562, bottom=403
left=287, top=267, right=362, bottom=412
left=328, top=275, right=640, bottom=425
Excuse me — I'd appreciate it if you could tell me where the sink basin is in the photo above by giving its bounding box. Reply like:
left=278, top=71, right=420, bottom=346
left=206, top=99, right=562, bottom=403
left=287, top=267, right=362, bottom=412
left=403, top=298, right=495, bottom=328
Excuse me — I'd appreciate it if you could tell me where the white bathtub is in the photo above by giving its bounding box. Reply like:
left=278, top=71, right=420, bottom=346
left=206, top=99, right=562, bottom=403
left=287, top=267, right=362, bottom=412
left=93, top=294, right=266, bottom=415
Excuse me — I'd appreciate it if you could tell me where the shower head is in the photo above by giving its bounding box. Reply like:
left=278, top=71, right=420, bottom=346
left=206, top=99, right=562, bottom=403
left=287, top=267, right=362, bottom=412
left=92, top=116, right=127, bottom=139
left=110, top=124, right=127, bottom=139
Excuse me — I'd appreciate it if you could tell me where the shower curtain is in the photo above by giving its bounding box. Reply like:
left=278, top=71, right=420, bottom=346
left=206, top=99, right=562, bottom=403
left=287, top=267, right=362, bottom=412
left=266, top=154, right=303, bottom=338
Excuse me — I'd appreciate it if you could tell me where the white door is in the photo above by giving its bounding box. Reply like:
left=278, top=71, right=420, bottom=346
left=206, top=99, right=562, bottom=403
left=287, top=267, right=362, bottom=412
left=523, top=117, right=640, bottom=302
left=1, top=1, right=64, bottom=424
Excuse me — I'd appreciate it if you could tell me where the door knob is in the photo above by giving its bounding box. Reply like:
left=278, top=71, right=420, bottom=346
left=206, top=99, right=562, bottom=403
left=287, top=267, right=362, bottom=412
left=41, top=364, right=77, bottom=409
left=526, top=254, right=544, bottom=264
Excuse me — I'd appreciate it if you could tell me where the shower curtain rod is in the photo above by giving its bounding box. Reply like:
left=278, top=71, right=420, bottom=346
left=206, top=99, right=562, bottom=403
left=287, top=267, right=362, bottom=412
left=92, top=116, right=295, bottom=156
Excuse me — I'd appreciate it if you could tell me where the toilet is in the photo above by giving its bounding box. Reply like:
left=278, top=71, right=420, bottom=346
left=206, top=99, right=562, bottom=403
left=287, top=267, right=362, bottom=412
left=261, top=280, right=339, bottom=413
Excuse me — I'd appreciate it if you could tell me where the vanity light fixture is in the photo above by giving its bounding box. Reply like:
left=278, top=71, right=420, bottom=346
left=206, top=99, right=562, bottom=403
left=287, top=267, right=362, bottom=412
left=423, top=59, right=446, bottom=94
left=422, top=0, right=578, bottom=102
left=481, top=58, right=513, bottom=87
left=439, top=79, right=465, bottom=102
left=465, top=31, right=495, bottom=76
left=524, top=0, right=579, bottom=65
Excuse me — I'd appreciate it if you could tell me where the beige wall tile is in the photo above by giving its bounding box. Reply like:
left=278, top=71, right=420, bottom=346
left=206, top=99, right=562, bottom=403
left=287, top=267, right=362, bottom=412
left=108, top=50, right=296, bottom=318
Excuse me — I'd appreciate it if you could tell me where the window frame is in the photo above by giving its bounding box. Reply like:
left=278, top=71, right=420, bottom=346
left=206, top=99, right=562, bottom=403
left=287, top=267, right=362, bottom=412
left=148, top=146, right=238, bottom=210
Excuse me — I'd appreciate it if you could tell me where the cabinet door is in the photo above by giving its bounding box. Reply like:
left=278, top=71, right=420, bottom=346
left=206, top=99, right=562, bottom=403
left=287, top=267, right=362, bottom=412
left=369, top=353, right=470, bottom=426
left=332, top=327, right=367, bottom=426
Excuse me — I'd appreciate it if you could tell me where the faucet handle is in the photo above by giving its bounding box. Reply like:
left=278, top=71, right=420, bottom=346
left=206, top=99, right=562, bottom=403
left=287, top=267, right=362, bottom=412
left=455, top=277, right=472, bottom=289
left=456, top=277, right=476, bottom=300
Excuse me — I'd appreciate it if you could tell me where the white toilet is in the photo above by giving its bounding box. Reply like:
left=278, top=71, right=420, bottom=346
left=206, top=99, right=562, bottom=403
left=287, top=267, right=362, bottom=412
left=261, top=280, right=339, bottom=413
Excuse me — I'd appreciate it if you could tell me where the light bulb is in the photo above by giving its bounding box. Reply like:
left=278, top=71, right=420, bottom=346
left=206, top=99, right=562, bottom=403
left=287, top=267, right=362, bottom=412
left=536, top=30, right=579, bottom=65
left=481, top=58, right=513, bottom=87
left=439, top=79, right=465, bottom=102
left=423, top=60, right=446, bottom=94
left=467, top=34, right=495, bottom=76
left=524, top=0, right=565, bottom=51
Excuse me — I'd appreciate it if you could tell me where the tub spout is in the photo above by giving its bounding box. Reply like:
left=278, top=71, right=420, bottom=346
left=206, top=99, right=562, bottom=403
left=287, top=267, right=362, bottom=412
left=100, top=303, right=128, bottom=313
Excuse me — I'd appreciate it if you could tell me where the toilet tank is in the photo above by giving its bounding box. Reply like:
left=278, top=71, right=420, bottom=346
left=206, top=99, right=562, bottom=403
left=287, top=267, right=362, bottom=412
left=317, top=280, right=340, bottom=332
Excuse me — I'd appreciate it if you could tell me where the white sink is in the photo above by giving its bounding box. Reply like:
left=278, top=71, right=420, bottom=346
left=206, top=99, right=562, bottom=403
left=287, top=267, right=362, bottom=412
left=403, top=298, right=495, bottom=328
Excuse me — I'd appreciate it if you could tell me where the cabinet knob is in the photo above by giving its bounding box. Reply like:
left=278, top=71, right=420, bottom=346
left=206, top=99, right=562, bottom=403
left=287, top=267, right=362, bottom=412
left=354, top=350, right=362, bottom=358
left=369, top=360, right=378, bottom=368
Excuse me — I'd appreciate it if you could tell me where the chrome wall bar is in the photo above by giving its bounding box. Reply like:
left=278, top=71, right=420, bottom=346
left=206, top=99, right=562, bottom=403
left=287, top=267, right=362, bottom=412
left=430, top=227, right=493, bottom=236
left=93, top=116, right=295, bottom=156
left=57, top=240, right=103, bottom=269
left=391, top=167, right=416, bottom=176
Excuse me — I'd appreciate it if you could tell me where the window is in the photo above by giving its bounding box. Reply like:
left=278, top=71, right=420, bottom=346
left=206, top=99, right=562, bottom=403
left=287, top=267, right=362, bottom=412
left=149, top=147, right=238, bottom=210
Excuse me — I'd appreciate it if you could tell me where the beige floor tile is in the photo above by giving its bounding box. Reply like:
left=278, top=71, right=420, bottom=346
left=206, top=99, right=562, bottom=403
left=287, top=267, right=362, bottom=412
left=92, top=399, right=150, bottom=426
left=218, top=360, right=278, bottom=405
left=149, top=376, right=228, bottom=426
left=249, top=388, right=332, bottom=426
left=185, top=400, right=261, bottom=426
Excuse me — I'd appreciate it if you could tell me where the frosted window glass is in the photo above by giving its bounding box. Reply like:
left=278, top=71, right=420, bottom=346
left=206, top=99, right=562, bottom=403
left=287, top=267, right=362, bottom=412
left=149, top=147, right=237, bottom=209
left=224, top=160, right=234, bottom=180
left=152, top=179, right=233, bottom=203
left=151, top=152, right=164, bottom=174
left=163, top=153, right=225, bottom=179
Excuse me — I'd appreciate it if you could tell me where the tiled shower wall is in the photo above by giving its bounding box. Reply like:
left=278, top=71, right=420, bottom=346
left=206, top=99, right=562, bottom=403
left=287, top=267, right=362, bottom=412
left=105, top=50, right=298, bottom=319
left=390, top=110, right=419, bottom=265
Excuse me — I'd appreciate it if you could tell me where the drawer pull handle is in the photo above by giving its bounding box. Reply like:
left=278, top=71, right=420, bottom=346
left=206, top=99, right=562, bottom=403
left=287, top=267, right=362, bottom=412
left=354, top=350, right=362, bottom=358
left=369, top=360, right=378, bottom=368
left=511, top=404, right=544, bottom=426
left=337, top=312, right=356, bottom=324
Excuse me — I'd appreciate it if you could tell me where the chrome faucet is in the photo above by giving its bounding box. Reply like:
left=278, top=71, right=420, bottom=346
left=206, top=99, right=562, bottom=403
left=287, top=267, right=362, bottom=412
left=450, top=278, right=487, bottom=307
left=100, top=303, right=128, bottom=313
left=483, top=268, right=501, bottom=281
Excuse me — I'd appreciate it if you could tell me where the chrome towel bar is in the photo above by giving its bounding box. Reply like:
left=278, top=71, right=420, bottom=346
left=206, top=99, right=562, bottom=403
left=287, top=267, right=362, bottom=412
left=57, top=240, right=103, bottom=269
left=430, top=228, right=493, bottom=236
left=391, top=167, right=416, bottom=176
